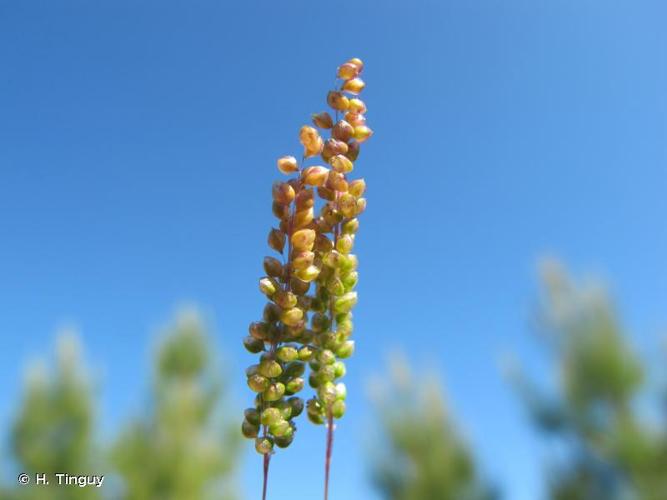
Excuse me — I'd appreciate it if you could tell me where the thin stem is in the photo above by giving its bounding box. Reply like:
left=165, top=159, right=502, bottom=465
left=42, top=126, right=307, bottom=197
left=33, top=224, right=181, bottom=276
left=324, top=411, right=335, bottom=500
left=262, top=453, right=271, bottom=500
left=323, top=80, right=343, bottom=500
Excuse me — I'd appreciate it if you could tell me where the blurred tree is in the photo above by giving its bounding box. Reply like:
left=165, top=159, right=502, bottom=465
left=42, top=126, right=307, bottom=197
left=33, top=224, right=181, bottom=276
left=511, top=260, right=667, bottom=500
left=369, top=356, right=497, bottom=500
left=9, top=332, right=100, bottom=500
left=111, top=308, right=239, bottom=500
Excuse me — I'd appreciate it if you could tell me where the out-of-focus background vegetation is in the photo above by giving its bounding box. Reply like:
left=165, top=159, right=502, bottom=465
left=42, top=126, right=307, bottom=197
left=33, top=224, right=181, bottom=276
left=1, top=263, right=665, bottom=499
left=2, top=1, right=666, bottom=499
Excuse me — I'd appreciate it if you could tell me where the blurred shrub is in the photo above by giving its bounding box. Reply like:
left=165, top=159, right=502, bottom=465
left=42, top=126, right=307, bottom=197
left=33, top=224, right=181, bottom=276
left=369, top=356, right=497, bottom=500
left=511, top=260, right=667, bottom=500
left=9, top=332, right=100, bottom=500
left=111, top=308, right=239, bottom=500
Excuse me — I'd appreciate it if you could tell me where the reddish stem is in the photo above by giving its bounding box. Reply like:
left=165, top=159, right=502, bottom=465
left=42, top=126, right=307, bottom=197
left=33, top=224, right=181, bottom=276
left=324, top=411, right=335, bottom=500
left=262, top=453, right=271, bottom=500
left=324, top=82, right=343, bottom=500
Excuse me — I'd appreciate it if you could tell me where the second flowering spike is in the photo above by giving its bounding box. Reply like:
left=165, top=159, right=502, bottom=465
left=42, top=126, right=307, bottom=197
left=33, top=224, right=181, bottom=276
left=241, top=57, right=373, bottom=500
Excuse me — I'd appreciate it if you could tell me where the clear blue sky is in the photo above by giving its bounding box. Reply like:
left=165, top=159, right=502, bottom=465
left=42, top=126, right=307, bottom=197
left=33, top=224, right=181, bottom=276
left=1, top=1, right=666, bottom=499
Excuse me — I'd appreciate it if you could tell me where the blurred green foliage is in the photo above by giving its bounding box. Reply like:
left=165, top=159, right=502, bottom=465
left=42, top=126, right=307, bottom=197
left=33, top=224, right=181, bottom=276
left=369, top=356, right=497, bottom=500
left=1, top=309, right=239, bottom=500
left=111, top=308, right=239, bottom=500
left=2, top=265, right=666, bottom=500
left=511, top=260, right=667, bottom=500
left=8, top=332, right=100, bottom=500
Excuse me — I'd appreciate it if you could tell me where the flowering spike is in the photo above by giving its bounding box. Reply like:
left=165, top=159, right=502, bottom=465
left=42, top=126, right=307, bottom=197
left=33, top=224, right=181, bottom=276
left=277, top=156, right=299, bottom=175
left=348, top=98, right=366, bottom=114
left=337, top=62, right=360, bottom=80
left=255, top=437, right=274, bottom=454
left=348, top=179, right=366, bottom=198
left=327, top=91, right=350, bottom=111
left=300, top=126, right=323, bottom=158
left=291, top=229, right=316, bottom=252
left=345, top=141, right=360, bottom=161
left=272, top=182, right=295, bottom=204
left=243, top=61, right=372, bottom=499
left=330, top=155, right=353, bottom=174
left=353, top=125, right=373, bottom=143
left=347, top=57, right=364, bottom=73
left=332, top=120, right=355, bottom=142
left=263, top=256, right=283, bottom=278
left=344, top=112, right=366, bottom=127
left=312, top=112, right=334, bottom=129
left=259, top=278, right=277, bottom=297
left=268, top=228, right=286, bottom=253
left=342, top=78, right=365, bottom=95
left=301, top=166, right=330, bottom=187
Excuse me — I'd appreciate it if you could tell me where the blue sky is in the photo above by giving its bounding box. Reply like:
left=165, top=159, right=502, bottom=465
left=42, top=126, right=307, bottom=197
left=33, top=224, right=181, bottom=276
left=1, top=1, right=666, bottom=499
